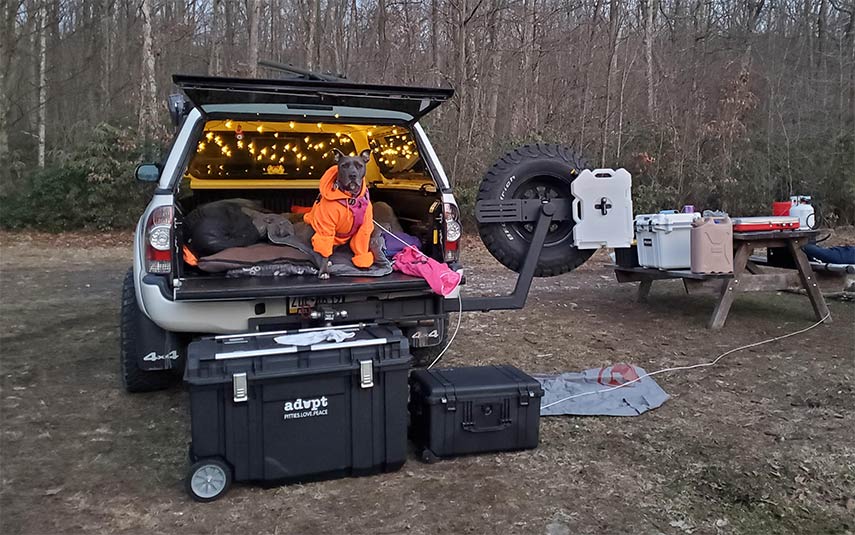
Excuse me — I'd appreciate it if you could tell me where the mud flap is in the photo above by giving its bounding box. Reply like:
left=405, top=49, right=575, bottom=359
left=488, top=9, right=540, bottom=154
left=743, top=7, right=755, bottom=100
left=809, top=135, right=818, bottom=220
left=135, top=315, right=186, bottom=372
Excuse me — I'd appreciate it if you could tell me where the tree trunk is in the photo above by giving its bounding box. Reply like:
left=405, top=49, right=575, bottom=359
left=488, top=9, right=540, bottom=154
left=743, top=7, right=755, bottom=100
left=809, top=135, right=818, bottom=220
left=247, top=0, right=260, bottom=77
left=209, top=0, right=222, bottom=75
left=37, top=2, right=47, bottom=168
left=312, top=0, right=322, bottom=70
left=377, top=0, right=388, bottom=79
left=600, top=0, right=621, bottom=167
left=430, top=0, right=439, bottom=84
left=224, top=0, right=235, bottom=75
left=139, top=0, right=159, bottom=140
left=0, top=0, right=16, bottom=163
left=643, top=0, right=657, bottom=119
left=101, top=0, right=113, bottom=114
left=451, top=0, right=468, bottom=182
left=514, top=0, right=535, bottom=135
left=485, top=11, right=501, bottom=140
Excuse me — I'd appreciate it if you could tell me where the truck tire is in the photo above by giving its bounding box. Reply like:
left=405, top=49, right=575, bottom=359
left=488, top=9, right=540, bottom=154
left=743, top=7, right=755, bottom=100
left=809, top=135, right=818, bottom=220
left=476, top=144, right=595, bottom=277
left=120, top=268, right=182, bottom=393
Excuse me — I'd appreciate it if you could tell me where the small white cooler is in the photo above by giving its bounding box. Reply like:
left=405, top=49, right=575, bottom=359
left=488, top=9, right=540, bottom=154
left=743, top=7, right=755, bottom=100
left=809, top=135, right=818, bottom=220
left=635, top=213, right=701, bottom=269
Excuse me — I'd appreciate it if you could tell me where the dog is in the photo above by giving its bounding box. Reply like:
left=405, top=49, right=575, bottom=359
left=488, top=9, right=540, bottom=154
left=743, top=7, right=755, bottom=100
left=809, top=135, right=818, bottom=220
left=304, top=148, right=375, bottom=279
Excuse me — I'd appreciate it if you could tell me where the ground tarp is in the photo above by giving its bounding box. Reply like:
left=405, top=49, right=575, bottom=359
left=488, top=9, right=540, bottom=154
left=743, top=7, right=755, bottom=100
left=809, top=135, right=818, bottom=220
left=535, top=364, right=669, bottom=417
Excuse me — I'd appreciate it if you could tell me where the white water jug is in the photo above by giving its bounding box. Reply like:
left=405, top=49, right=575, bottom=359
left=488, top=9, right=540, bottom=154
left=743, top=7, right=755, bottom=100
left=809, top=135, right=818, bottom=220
left=790, top=199, right=816, bottom=229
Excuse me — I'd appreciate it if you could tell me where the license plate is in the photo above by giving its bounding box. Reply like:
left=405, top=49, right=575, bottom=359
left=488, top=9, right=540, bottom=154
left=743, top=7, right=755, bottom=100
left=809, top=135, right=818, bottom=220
left=288, top=295, right=345, bottom=314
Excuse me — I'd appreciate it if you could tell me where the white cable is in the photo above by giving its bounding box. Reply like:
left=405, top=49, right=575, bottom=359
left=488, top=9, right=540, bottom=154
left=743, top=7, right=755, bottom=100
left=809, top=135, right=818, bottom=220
left=372, top=219, right=462, bottom=369
left=428, top=292, right=462, bottom=369
left=372, top=219, right=430, bottom=259
left=541, top=313, right=831, bottom=410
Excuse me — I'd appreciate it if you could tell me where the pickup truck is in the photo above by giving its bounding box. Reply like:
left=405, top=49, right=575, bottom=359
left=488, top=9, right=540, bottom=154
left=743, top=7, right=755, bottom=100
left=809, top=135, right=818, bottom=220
left=123, top=73, right=595, bottom=392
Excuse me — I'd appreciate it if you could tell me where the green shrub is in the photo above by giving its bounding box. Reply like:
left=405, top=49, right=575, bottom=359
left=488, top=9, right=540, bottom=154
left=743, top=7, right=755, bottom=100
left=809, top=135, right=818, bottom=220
left=0, top=124, right=155, bottom=231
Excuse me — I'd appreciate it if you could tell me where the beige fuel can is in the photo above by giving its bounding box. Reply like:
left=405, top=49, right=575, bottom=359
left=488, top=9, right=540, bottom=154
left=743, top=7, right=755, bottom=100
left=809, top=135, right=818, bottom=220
left=690, top=217, right=733, bottom=274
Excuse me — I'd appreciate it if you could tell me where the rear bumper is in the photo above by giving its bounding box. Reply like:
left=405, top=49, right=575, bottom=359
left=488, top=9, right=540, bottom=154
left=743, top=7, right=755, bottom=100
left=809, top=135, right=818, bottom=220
left=138, top=275, right=270, bottom=333
left=138, top=273, right=447, bottom=335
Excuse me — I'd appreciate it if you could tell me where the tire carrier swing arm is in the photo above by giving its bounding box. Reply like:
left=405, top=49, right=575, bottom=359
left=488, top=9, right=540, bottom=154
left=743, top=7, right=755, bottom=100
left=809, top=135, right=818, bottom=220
left=457, top=199, right=567, bottom=312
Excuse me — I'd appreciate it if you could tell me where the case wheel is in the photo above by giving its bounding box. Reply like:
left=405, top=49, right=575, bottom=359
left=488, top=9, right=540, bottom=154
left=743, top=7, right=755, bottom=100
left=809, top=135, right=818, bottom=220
left=186, top=458, right=232, bottom=502
left=420, top=448, right=440, bottom=464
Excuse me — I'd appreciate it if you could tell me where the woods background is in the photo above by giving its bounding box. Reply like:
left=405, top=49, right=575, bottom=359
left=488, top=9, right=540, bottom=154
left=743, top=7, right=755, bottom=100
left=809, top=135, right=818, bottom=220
left=1, top=0, right=854, bottom=230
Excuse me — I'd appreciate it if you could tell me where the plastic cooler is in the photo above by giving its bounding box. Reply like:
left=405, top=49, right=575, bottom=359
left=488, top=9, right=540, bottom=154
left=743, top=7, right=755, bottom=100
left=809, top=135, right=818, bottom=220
left=183, top=325, right=411, bottom=501
left=731, top=216, right=799, bottom=232
left=408, top=365, right=543, bottom=462
left=634, top=213, right=700, bottom=270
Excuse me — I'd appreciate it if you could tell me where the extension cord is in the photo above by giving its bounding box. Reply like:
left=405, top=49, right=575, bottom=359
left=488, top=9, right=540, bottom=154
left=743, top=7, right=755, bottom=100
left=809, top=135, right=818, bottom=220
left=541, top=313, right=832, bottom=409
left=372, top=219, right=462, bottom=369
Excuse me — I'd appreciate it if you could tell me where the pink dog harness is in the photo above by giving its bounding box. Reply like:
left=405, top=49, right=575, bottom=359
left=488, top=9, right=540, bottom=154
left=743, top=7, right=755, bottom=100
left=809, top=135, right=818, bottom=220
left=335, top=192, right=370, bottom=239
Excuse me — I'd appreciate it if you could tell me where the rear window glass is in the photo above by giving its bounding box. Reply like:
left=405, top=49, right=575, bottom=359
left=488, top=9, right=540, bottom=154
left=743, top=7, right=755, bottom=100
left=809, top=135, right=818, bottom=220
left=369, top=128, right=427, bottom=178
left=189, top=125, right=356, bottom=180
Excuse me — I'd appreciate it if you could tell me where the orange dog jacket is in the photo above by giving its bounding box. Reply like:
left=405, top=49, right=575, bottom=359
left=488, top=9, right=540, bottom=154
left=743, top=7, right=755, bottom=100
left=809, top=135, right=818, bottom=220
left=304, top=166, right=374, bottom=268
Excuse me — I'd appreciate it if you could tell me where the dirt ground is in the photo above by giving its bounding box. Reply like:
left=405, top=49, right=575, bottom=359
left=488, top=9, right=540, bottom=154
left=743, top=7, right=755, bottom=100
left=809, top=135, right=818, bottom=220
left=1, top=231, right=853, bottom=535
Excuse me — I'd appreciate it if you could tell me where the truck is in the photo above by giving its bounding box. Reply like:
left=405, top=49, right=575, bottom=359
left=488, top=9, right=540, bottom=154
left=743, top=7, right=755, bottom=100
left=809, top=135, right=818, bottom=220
left=123, top=70, right=598, bottom=392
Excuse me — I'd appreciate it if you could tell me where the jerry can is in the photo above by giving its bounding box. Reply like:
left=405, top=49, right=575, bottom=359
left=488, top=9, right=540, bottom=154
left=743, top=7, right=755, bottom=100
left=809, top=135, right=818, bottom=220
left=690, top=217, right=733, bottom=274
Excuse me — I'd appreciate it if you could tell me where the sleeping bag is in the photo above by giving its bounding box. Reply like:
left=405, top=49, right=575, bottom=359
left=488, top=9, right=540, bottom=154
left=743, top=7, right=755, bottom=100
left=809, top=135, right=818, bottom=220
left=184, top=200, right=261, bottom=256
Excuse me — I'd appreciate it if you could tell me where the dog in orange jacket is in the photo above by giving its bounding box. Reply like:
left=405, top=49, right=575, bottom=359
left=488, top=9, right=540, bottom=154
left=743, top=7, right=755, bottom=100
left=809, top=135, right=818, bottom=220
left=304, top=148, right=374, bottom=278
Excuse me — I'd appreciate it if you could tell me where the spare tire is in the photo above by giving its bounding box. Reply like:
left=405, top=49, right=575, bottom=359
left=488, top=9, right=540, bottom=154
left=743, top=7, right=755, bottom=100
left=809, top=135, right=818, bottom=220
left=476, top=144, right=594, bottom=277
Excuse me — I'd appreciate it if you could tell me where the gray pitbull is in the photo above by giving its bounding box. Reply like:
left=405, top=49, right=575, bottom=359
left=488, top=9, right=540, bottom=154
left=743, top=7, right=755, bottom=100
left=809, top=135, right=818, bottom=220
left=316, top=148, right=372, bottom=279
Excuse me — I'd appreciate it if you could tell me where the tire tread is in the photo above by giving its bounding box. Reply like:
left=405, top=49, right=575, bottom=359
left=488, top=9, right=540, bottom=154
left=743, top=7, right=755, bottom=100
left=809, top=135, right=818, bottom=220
left=476, top=144, right=594, bottom=277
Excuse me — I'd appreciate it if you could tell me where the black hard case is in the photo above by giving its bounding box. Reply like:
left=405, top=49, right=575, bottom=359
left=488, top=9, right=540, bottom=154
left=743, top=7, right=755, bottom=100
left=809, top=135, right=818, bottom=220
left=184, top=325, right=411, bottom=485
left=408, top=365, right=544, bottom=459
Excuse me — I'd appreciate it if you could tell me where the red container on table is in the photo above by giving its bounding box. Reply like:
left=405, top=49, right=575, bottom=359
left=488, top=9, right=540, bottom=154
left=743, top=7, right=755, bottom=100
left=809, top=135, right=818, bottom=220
left=772, top=201, right=792, bottom=217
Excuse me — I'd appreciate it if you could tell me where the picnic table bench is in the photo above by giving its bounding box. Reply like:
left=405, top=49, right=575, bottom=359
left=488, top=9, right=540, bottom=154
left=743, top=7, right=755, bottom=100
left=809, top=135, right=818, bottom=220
left=612, top=229, right=832, bottom=329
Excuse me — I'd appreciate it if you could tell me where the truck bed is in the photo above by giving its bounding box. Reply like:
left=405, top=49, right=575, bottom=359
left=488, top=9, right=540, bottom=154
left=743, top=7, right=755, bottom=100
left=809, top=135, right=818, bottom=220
left=174, top=272, right=430, bottom=301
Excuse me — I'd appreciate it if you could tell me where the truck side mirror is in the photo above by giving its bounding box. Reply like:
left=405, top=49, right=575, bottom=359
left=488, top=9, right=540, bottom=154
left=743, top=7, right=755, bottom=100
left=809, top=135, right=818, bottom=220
left=135, top=163, right=160, bottom=183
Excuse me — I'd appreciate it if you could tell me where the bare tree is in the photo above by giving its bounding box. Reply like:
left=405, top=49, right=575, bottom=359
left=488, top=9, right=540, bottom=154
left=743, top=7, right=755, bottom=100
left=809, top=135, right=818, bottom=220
left=2, top=0, right=854, bottom=223
left=643, top=0, right=657, bottom=119
left=248, top=0, right=260, bottom=76
left=37, top=0, right=47, bottom=168
left=139, top=0, right=159, bottom=139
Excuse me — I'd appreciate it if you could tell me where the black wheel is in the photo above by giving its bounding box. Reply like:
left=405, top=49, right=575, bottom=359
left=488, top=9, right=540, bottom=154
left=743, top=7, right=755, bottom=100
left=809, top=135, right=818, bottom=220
left=120, top=268, right=182, bottom=393
left=476, top=144, right=595, bottom=277
left=186, top=458, right=232, bottom=502
left=420, top=449, right=439, bottom=464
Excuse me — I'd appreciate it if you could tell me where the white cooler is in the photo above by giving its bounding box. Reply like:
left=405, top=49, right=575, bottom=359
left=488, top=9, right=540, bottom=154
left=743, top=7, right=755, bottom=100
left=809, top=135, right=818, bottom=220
left=635, top=213, right=700, bottom=269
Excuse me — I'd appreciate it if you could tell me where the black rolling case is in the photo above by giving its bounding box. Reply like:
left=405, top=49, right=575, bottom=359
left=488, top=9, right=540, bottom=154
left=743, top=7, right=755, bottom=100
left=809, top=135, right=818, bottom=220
left=183, top=325, right=411, bottom=501
left=408, top=365, right=543, bottom=462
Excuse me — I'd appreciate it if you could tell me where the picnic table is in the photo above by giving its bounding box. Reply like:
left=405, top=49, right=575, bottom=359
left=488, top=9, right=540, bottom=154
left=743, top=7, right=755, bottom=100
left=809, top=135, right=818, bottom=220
left=612, top=229, right=832, bottom=329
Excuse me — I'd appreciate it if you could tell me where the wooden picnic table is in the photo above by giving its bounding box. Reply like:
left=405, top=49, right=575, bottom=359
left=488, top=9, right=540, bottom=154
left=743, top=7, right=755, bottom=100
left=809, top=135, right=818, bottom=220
left=612, top=229, right=832, bottom=329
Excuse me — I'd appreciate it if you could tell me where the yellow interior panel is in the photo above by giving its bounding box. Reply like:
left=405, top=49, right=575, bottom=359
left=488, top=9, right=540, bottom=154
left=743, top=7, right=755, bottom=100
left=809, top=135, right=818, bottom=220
left=187, top=120, right=428, bottom=190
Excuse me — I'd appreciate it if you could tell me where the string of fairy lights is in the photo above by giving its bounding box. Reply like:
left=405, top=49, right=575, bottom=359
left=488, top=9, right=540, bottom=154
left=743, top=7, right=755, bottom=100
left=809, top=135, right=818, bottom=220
left=192, top=120, right=420, bottom=178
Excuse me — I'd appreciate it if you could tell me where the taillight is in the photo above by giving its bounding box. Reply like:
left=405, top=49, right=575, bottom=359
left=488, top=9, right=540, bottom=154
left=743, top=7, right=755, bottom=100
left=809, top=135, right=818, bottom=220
left=145, top=206, right=174, bottom=274
left=443, top=203, right=461, bottom=263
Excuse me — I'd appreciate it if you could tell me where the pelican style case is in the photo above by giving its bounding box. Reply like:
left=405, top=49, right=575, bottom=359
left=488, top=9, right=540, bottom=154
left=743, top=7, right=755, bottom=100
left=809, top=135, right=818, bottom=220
left=408, top=366, right=543, bottom=462
left=184, top=325, right=411, bottom=497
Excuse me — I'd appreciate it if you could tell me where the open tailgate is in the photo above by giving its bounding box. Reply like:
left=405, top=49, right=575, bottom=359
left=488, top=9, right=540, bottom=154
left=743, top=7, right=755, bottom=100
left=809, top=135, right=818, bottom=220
left=174, top=272, right=430, bottom=301
left=173, top=75, right=454, bottom=121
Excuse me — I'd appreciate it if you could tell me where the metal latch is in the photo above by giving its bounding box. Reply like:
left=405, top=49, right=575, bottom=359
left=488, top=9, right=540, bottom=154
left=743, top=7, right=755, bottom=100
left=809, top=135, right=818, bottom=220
left=233, top=372, right=248, bottom=402
left=518, top=386, right=531, bottom=406
left=359, top=360, right=374, bottom=389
